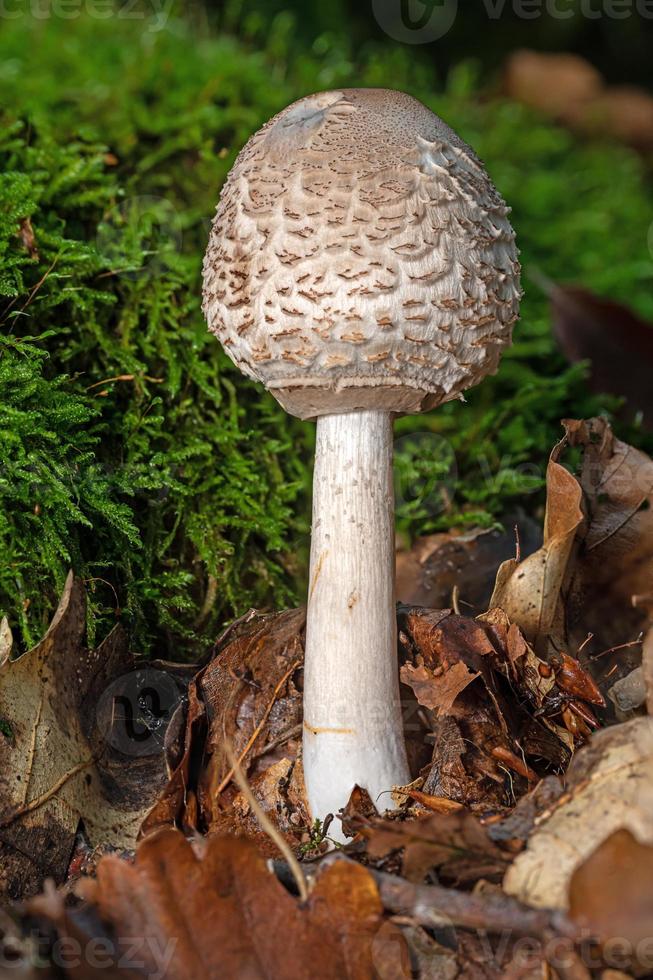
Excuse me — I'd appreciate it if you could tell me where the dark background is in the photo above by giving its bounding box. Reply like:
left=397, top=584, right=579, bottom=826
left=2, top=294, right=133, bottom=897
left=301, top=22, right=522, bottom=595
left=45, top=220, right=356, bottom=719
left=204, top=0, right=653, bottom=86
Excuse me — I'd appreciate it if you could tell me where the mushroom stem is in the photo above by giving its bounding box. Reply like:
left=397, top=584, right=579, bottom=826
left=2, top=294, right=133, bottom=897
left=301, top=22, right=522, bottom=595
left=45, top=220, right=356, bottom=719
left=303, top=409, right=410, bottom=830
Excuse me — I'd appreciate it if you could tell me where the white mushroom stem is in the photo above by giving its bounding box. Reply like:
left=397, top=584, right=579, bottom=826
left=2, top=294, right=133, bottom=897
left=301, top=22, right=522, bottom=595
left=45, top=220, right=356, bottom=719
left=303, top=409, right=410, bottom=831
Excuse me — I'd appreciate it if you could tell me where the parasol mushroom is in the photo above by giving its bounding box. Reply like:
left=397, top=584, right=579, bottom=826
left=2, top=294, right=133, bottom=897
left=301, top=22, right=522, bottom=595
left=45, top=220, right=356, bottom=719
left=202, top=88, right=521, bottom=830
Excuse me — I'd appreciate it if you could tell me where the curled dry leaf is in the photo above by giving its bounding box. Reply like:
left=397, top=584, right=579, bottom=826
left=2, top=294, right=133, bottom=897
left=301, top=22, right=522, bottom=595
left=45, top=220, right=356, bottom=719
left=29, top=829, right=410, bottom=980
left=489, top=445, right=583, bottom=657
left=0, top=617, right=12, bottom=666
left=562, top=418, right=653, bottom=691
left=0, top=573, right=182, bottom=900
left=504, top=717, right=653, bottom=911
left=491, top=418, right=653, bottom=696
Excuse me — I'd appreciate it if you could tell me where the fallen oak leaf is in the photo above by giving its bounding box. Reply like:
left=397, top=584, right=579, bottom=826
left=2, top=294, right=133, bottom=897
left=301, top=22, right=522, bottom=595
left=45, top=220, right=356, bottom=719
left=29, top=829, right=410, bottom=980
left=400, top=660, right=480, bottom=716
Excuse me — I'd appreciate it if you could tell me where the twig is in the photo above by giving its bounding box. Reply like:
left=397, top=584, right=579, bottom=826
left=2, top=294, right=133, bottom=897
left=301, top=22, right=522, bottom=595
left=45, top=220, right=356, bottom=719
left=223, top=740, right=308, bottom=903
left=451, top=585, right=461, bottom=616
left=86, top=374, right=135, bottom=390
left=366, top=865, right=578, bottom=940
left=589, top=634, right=643, bottom=661
left=254, top=723, right=302, bottom=759
left=193, top=574, right=218, bottom=629
left=0, top=759, right=94, bottom=828
left=215, top=660, right=301, bottom=795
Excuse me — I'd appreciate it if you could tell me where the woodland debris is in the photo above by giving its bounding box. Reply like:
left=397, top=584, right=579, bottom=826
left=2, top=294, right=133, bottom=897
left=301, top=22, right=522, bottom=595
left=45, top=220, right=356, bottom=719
left=399, top=606, right=598, bottom=809
left=395, top=520, right=541, bottom=613
left=347, top=808, right=511, bottom=885
left=643, top=628, right=653, bottom=717
left=504, top=717, right=653, bottom=911
left=490, top=418, right=653, bottom=694
left=28, top=829, right=410, bottom=980
left=0, top=574, right=182, bottom=900
left=141, top=608, right=308, bottom=851
left=489, top=444, right=583, bottom=657
left=607, top=667, right=646, bottom=720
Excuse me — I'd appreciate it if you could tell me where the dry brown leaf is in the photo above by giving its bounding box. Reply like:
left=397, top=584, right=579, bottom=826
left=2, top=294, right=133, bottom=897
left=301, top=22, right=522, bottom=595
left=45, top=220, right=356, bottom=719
left=569, top=829, right=653, bottom=953
left=0, top=617, right=12, bottom=666
left=562, top=418, right=653, bottom=664
left=361, top=810, right=509, bottom=885
left=31, top=829, right=409, bottom=980
left=504, top=717, right=653, bottom=910
left=142, top=608, right=309, bottom=850
left=490, top=417, right=653, bottom=691
left=0, top=573, right=182, bottom=899
left=400, top=660, right=480, bottom=716
left=490, top=447, right=583, bottom=655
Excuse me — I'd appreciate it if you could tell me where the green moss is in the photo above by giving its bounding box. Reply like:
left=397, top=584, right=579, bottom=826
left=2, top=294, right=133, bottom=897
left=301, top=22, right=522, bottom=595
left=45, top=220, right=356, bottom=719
left=0, top=9, right=652, bottom=654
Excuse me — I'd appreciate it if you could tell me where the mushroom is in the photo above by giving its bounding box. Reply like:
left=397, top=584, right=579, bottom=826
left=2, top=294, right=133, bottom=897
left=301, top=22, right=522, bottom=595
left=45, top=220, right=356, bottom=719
left=202, top=88, right=521, bottom=829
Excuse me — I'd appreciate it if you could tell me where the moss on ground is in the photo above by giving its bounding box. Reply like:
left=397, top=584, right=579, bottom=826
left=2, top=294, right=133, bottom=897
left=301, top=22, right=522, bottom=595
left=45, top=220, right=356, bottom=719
left=0, top=7, right=652, bottom=655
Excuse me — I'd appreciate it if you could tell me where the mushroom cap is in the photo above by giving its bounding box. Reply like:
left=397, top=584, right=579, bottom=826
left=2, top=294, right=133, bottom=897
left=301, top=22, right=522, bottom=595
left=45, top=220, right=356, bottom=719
left=203, top=88, right=521, bottom=419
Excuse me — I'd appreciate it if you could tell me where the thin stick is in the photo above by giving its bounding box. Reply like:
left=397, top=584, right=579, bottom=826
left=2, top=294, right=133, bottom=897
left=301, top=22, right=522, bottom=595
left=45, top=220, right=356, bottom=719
left=86, top=374, right=135, bottom=390
left=368, top=864, right=578, bottom=940
left=589, top=634, right=643, bottom=661
left=451, top=585, right=461, bottom=616
left=223, top=740, right=308, bottom=903
left=0, top=759, right=94, bottom=828
left=215, top=659, right=301, bottom=795
left=254, top=724, right=302, bottom=759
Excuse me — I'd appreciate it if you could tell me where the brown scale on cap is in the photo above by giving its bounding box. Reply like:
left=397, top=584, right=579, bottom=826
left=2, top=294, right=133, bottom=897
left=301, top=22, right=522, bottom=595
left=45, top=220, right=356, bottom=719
left=202, top=88, right=521, bottom=419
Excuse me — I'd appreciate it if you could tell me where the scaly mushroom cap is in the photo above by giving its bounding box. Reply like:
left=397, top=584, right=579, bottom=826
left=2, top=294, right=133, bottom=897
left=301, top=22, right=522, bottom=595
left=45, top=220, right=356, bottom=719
left=203, top=88, right=521, bottom=419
